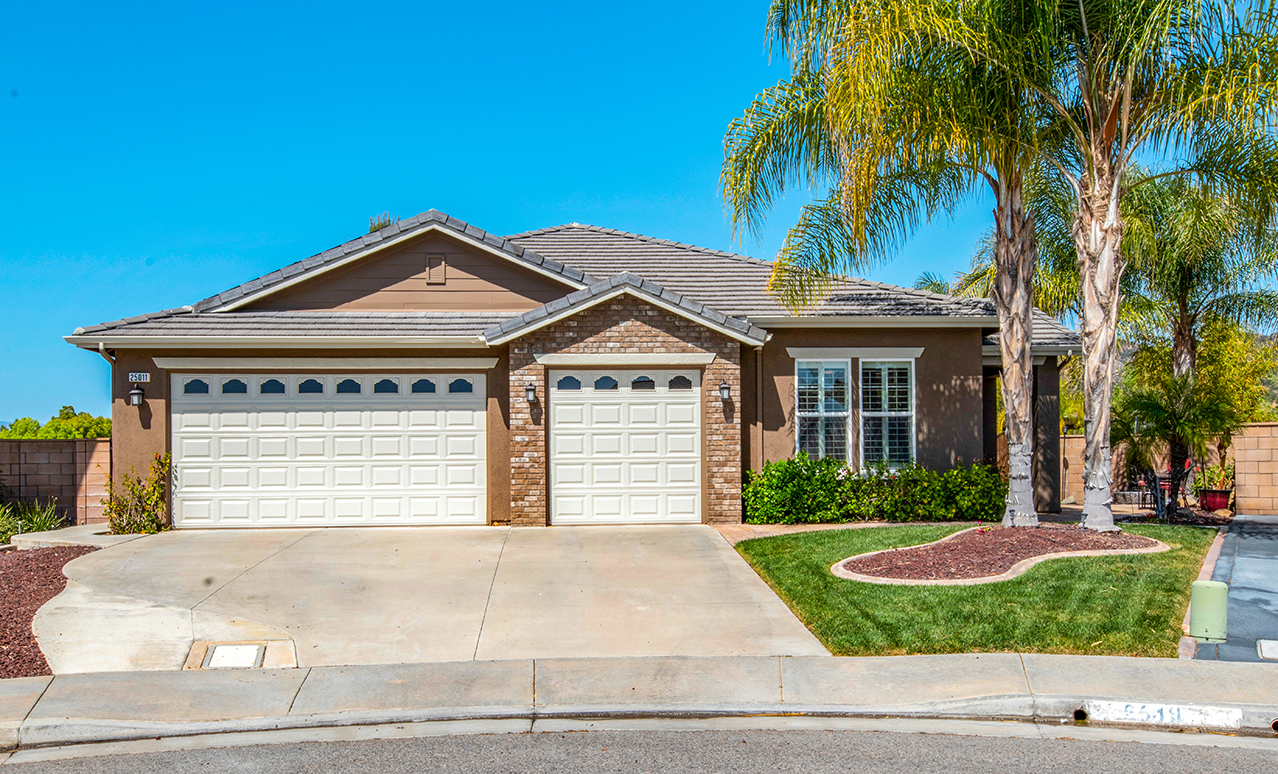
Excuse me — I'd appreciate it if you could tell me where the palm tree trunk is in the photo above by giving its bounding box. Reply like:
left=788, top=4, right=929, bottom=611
left=1075, top=176, right=1124, bottom=532
left=994, top=180, right=1038, bottom=527
left=1171, top=309, right=1196, bottom=379
left=1168, top=310, right=1196, bottom=488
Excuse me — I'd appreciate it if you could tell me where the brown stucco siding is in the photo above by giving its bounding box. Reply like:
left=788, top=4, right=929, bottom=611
left=507, top=294, right=743, bottom=526
left=756, top=327, right=985, bottom=471
left=108, top=346, right=510, bottom=525
left=242, top=233, right=574, bottom=312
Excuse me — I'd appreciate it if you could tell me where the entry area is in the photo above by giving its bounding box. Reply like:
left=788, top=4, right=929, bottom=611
left=170, top=372, right=487, bottom=527
left=548, top=369, right=702, bottom=524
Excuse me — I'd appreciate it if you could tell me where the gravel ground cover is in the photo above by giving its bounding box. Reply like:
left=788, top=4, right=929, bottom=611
left=0, top=546, right=96, bottom=678
left=843, top=525, right=1156, bottom=580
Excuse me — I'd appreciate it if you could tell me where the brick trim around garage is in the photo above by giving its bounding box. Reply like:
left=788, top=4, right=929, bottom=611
left=508, top=294, right=742, bottom=526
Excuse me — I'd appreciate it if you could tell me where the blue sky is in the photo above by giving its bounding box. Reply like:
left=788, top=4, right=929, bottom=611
left=0, top=0, right=994, bottom=422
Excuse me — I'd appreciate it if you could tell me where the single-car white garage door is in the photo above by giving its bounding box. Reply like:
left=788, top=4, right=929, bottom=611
left=549, top=369, right=701, bottom=524
left=171, top=373, right=486, bottom=527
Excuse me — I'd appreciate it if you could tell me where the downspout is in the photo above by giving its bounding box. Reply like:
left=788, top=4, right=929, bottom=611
left=754, top=345, right=765, bottom=472
left=97, top=342, right=115, bottom=365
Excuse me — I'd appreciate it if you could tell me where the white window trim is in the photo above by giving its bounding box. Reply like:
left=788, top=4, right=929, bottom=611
left=794, top=359, right=853, bottom=462
left=859, top=358, right=917, bottom=469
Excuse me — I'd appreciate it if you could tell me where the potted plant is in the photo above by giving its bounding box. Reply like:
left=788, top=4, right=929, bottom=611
left=1196, top=462, right=1234, bottom=511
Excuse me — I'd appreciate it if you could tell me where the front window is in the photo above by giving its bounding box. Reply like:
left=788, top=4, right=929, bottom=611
left=795, top=361, right=849, bottom=461
left=861, top=361, right=914, bottom=465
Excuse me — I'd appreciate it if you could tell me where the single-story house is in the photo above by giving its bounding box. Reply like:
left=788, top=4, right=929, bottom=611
left=67, top=210, right=1079, bottom=527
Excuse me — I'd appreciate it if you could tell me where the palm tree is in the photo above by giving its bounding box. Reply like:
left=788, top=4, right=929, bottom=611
left=910, top=1, right=1278, bottom=531
left=1123, top=176, right=1278, bottom=378
left=1112, top=372, right=1246, bottom=513
left=723, top=0, right=1055, bottom=526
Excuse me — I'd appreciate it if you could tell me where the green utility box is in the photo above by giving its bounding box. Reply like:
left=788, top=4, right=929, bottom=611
left=1189, top=580, right=1228, bottom=643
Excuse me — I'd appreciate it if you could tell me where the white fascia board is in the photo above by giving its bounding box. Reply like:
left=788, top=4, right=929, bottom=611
left=982, top=345, right=1077, bottom=358
left=66, top=335, right=487, bottom=349
left=534, top=353, right=716, bottom=366
left=749, top=316, right=996, bottom=327
left=786, top=347, right=924, bottom=360
left=983, top=355, right=1048, bottom=367
left=214, top=224, right=587, bottom=312
left=486, top=286, right=767, bottom=346
left=153, top=357, right=499, bottom=370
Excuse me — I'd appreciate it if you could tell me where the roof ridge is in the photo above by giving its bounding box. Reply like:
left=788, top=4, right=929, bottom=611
left=507, top=223, right=773, bottom=268
left=483, top=271, right=766, bottom=345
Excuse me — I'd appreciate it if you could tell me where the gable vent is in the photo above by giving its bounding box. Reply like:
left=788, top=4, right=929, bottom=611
left=427, top=255, right=446, bottom=285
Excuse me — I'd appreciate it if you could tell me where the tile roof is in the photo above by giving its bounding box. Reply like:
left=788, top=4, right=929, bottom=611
left=68, top=211, right=1079, bottom=349
left=507, top=223, right=999, bottom=319
left=484, top=272, right=768, bottom=345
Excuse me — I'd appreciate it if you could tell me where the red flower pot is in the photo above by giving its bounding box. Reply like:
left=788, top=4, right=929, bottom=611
left=1199, top=489, right=1231, bottom=511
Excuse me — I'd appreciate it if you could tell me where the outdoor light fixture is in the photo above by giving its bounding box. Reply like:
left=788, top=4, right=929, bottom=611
left=128, top=385, right=145, bottom=407
left=718, top=380, right=731, bottom=401
left=525, top=384, right=537, bottom=403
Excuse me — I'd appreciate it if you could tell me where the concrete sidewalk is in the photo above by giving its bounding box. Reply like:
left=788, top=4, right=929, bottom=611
left=2, top=654, right=1276, bottom=754
left=1203, top=515, right=1278, bottom=663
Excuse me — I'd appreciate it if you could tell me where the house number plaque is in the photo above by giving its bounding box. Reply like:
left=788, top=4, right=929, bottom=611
left=128, top=373, right=151, bottom=383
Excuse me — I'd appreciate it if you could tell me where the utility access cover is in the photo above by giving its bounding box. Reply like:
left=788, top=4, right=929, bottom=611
left=1259, top=640, right=1278, bottom=660
left=203, top=643, right=265, bottom=669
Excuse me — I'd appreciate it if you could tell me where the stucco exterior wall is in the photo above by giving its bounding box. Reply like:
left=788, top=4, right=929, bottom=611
left=507, top=294, right=742, bottom=526
left=756, top=326, right=985, bottom=470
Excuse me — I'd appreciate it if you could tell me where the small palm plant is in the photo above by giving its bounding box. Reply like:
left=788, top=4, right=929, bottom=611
left=1113, top=374, right=1244, bottom=517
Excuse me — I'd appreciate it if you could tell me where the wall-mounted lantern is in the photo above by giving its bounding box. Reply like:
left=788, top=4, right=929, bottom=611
left=525, top=383, right=538, bottom=403
left=718, top=380, right=731, bottom=401
left=128, top=385, right=145, bottom=407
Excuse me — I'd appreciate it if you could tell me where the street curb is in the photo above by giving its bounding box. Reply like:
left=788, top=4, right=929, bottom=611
left=12, top=694, right=1278, bottom=751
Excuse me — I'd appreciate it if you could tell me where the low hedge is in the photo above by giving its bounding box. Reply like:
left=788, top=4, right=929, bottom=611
left=743, top=455, right=1007, bottom=524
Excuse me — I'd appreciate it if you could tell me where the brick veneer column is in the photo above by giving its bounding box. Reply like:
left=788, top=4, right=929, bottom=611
left=507, top=296, right=743, bottom=526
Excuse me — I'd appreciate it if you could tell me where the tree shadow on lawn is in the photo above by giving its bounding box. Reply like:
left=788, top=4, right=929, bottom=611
left=735, top=523, right=1215, bottom=658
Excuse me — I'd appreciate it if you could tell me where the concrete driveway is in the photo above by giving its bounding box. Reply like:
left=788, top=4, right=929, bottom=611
left=35, top=526, right=827, bottom=673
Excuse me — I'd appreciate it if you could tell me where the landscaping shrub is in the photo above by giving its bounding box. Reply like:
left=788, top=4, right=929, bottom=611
left=104, top=453, right=171, bottom=535
left=0, top=500, right=67, bottom=544
left=743, top=456, right=1006, bottom=524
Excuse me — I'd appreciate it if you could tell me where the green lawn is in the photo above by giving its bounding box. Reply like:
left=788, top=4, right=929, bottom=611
left=736, top=523, right=1216, bottom=658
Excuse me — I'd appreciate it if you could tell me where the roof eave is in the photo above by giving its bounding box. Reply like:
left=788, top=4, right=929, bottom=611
left=485, top=285, right=768, bottom=347
left=65, top=335, right=489, bottom=350
left=748, top=315, right=999, bottom=328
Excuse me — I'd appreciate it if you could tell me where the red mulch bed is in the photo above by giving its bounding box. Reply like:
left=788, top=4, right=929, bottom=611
left=0, top=546, right=97, bottom=679
left=843, top=525, right=1157, bottom=581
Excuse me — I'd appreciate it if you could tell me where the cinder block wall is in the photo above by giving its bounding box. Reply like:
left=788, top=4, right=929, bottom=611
left=0, top=439, right=110, bottom=525
left=1234, top=423, right=1278, bottom=515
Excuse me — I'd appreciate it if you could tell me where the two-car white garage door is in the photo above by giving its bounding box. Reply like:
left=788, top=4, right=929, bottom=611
left=171, top=373, right=487, bottom=527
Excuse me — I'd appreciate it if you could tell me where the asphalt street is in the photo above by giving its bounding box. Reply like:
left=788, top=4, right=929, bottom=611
left=1205, top=515, right=1278, bottom=662
left=6, top=729, right=1275, bottom=774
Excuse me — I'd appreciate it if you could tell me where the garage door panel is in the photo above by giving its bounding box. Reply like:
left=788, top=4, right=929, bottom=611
left=628, top=434, right=659, bottom=455
left=257, top=411, right=288, bottom=429
left=257, top=437, right=289, bottom=458
left=258, top=499, right=290, bottom=522
left=220, top=411, right=251, bottom=429
left=550, top=369, right=701, bottom=525
left=591, top=434, right=622, bottom=455
left=667, top=404, right=697, bottom=425
left=172, top=372, right=486, bottom=527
